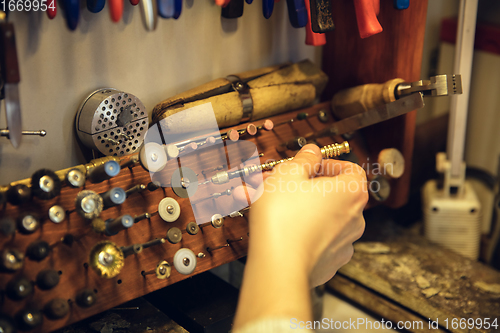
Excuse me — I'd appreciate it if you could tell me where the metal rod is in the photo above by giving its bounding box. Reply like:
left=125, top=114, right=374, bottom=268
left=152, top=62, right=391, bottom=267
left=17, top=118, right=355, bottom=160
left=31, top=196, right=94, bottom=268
left=227, top=237, right=243, bottom=244
left=446, top=0, right=478, bottom=179
left=206, top=244, right=229, bottom=252
left=0, top=129, right=47, bottom=137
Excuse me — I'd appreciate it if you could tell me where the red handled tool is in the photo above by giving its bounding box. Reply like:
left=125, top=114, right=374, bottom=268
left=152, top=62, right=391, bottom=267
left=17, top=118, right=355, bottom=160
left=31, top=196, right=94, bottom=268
left=353, top=0, right=382, bottom=38
left=309, top=0, right=334, bottom=33
left=304, top=0, right=326, bottom=46
left=130, top=0, right=140, bottom=5
left=215, top=0, right=231, bottom=7
left=47, top=0, right=57, bottom=18
left=372, top=0, right=379, bottom=15
left=109, top=0, right=124, bottom=22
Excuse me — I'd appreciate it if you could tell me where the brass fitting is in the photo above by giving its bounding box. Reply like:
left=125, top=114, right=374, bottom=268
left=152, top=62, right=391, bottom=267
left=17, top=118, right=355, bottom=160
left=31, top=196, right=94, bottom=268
left=320, top=141, right=350, bottom=158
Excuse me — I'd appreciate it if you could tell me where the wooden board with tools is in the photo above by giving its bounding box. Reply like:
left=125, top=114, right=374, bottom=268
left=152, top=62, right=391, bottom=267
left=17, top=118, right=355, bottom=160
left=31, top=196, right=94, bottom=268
left=0, top=97, right=378, bottom=332
left=0, top=56, right=463, bottom=332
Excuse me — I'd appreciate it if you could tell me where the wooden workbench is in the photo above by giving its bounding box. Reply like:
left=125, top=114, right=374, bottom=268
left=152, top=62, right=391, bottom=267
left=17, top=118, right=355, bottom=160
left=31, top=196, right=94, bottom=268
left=328, top=209, right=500, bottom=333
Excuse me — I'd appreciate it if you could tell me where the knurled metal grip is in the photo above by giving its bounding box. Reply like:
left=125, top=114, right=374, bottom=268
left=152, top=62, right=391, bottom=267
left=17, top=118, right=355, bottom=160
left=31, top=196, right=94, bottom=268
left=320, top=141, right=350, bottom=158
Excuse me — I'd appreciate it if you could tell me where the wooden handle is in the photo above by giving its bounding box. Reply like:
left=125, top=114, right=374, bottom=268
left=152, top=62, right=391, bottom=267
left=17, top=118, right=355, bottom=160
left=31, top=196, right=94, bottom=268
left=331, top=78, right=404, bottom=119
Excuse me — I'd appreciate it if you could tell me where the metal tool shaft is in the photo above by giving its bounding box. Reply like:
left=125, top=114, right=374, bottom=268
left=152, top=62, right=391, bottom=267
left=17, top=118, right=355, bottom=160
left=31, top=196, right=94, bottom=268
left=0, top=129, right=46, bottom=137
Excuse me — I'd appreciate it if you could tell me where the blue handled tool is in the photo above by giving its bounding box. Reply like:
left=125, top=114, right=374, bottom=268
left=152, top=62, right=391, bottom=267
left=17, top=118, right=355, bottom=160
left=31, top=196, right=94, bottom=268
left=173, top=0, right=181, bottom=19
left=286, top=0, right=307, bottom=28
left=393, top=0, right=409, bottom=10
left=245, top=0, right=252, bottom=4
left=157, top=0, right=181, bottom=18
left=262, top=0, right=273, bottom=19
left=63, top=0, right=80, bottom=30
left=87, top=0, right=106, bottom=13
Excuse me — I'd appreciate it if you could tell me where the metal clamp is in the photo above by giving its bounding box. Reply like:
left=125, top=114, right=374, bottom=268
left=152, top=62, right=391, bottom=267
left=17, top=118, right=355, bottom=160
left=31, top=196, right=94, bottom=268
left=395, top=74, right=463, bottom=98
left=226, top=75, right=253, bottom=123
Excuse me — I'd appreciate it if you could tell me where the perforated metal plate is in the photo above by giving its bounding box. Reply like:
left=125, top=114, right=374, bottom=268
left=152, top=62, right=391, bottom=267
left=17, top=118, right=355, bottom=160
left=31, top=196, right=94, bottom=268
left=76, top=88, right=149, bottom=156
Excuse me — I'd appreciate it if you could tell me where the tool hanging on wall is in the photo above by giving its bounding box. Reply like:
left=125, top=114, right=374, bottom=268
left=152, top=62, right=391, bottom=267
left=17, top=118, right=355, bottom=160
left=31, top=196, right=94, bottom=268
left=76, top=88, right=149, bottom=157
left=309, top=0, right=334, bottom=33
left=286, top=0, right=308, bottom=28
left=262, top=0, right=274, bottom=18
left=158, top=0, right=182, bottom=19
left=47, top=0, right=57, bottom=18
left=304, top=0, right=326, bottom=46
left=87, top=0, right=106, bottom=13
left=393, top=0, right=409, bottom=10
left=152, top=60, right=328, bottom=133
left=63, top=0, right=80, bottom=30
left=0, top=17, right=22, bottom=148
left=353, top=0, right=382, bottom=39
left=221, top=0, right=244, bottom=19
left=140, top=0, right=158, bottom=30
left=130, top=0, right=140, bottom=5
left=109, top=0, right=124, bottom=22
left=215, top=0, right=229, bottom=7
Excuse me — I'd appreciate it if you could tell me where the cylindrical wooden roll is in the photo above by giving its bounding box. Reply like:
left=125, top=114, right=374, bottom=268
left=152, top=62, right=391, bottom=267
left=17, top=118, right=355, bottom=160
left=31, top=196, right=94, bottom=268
left=154, top=84, right=316, bottom=134
left=151, top=60, right=327, bottom=133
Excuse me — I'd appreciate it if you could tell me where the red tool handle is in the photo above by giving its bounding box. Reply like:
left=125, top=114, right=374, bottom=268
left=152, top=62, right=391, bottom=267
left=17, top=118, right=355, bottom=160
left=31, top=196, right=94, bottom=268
left=47, top=0, right=57, bottom=19
left=304, top=0, right=326, bottom=46
left=130, top=0, right=140, bottom=6
left=353, top=0, right=382, bottom=39
left=109, top=0, right=124, bottom=22
left=372, top=0, right=379, bottom=15
left=215, top=0, right=231, bottom=6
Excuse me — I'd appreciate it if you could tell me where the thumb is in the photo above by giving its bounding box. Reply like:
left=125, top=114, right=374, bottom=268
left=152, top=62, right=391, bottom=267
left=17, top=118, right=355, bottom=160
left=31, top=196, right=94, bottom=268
left=279, top=144, right=322, bottom=178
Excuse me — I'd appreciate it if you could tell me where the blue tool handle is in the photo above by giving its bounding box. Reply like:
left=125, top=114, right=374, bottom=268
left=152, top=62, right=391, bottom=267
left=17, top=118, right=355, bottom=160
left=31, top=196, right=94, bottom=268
left=245, top=0, right=252, bottom=4
left=393, top=0, right=409, bottom=10
left=262, top=0, right=273, bottom=19
left=157, top=0, right=174, bottom=18
left=63, top=0, right=80, bottom=30
left=286, top=0, right=307, bottom=28
left=173, top=0, right=182, bottom=19
left=87, top=0, right=105, bottom=13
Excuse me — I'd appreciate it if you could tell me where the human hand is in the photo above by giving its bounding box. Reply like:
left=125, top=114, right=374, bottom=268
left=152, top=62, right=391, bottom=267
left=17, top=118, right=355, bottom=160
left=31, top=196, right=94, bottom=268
left=238, top=144, right=368, bottom=286
left=233, top=144, right=368, bottom=330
